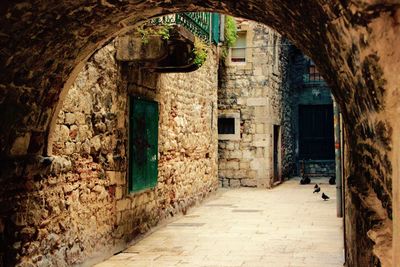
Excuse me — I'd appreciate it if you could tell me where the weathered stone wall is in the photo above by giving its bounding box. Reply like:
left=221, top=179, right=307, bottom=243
left=218, top=20, right=295, bottom=188
left=0, top=40, right=218, bottom=266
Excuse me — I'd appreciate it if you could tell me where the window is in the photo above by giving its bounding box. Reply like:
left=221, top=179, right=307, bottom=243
left=129, top=97, right=159, bottom=192
left=231, top=31, right=247, bottom=63
left=218, top=113, right=240, bottom=140
left=298, top=105, right=334, bottom=160
left=307, top=61, right=324, bottom=82
left=218, top=118, right=235, bottom=134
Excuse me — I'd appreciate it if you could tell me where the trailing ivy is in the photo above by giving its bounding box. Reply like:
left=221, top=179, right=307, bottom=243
left=222, top=16, right=237, bottom=58
left=193, top=37, right=208, bottom=67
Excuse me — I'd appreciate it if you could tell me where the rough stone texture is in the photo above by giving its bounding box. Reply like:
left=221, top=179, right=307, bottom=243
left=0, top=40, right=218, bottom=266
left=0, top=1, right=399, bottom=266
left=218, top=20, right=295, bottom=188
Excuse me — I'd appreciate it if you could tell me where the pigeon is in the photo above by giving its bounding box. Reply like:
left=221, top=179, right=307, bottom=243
left=329, top=176, right=336, bottom=185
left=313, top=187, right=321, bottom=193
left=322, top=192, right=330, bottom=201
left=300, top=176, right=311, bottom=185
left=314, top=184, right=319, bottom=189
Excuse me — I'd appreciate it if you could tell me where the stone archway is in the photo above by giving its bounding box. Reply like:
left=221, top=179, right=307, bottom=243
left=1, top=1, right=399, bottom=266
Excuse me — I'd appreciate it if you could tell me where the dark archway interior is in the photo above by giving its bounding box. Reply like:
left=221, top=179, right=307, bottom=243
left=1, top=1, right=399, bottom=266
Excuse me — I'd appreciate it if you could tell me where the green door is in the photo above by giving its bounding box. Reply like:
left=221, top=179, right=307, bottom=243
left=129, top=97, right=159, bottom=192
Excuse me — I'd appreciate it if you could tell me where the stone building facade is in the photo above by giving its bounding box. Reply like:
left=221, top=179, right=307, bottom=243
left=288, top=46, right=336, bottom=177
left=6, top=38, right=219, bottom=266
left=218, top=19, right=295, bottom=188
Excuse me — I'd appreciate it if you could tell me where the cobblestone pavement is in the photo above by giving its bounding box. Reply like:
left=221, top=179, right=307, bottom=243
left=96, top=178, right=344, bottom=267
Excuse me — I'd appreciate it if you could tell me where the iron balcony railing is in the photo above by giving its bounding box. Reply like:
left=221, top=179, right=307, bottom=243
left=150, top=12, right=213, bottom=42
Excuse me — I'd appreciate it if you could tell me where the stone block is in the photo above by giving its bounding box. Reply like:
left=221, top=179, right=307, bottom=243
left=116, top=199, right=131, bottom=211
left=90, top=135, right=101, bottom=152
left=254, top=106, right=268, bottom=119
left=78, top=125, right=92, bottom=141
left=115, top=186, right=124, bottom=200
left=247, top=97, right=268, bottom=106
left=218, top=170, right=227, bottom=178
left=225, top=170, right=234, bottom=178
left=229, top=179, right=241, bottom=188
left=242, top=150, right=254, bottom=159
left=256, top=147, right=264, bottom=157
left=242, top=134, right=252, bottom=142
left=247, top=170, right=258, bottom=179
left=252, top=140, right=268, bottom=147
left=64, top=113, right=76, bottom=125
left=107, top=171, right=125, bottom=185
left=64, top=142, right=75, bottom=155
left=230, top=150, right=242, bottom=159
left=233, top=169, right=246, bottom=178
left=253, top=134, right=268, bottom=141
left=256, top=123, right=264, bottom=134
left=75, top=112, right=86, bottom=125
left=240, top=162, right=250, bottom=170
left=241, top=179, right=257, bottom=187
left=226, top=161, right=239, bottom=170
left=237, top=97, right=246, bottom=105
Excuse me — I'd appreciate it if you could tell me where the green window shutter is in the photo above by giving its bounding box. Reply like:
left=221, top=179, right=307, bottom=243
left=212, top=13, right=220, bottom=44
left=129, top=97, right=159, bottom=192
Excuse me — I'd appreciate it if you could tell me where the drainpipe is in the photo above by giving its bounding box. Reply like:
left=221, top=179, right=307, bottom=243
left=333, top=100, right=343, bottom=218
left=209, top=14, right=212, bottom=45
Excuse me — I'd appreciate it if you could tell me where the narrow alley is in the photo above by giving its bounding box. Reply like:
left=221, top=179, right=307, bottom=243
left=1, top=2, right=398, bottom=266
left=96, top=179, right=343, bottom=267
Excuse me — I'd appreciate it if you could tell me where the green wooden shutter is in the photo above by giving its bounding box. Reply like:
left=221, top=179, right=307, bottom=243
left=212, top=13, right=220, bottom=44
left=129, top=97, right=159, bottom=192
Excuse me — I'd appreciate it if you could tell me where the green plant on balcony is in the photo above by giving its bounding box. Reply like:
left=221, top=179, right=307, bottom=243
left=137, top=24, right=172, bottom=44
left=193, top=36, right=208, bottom=67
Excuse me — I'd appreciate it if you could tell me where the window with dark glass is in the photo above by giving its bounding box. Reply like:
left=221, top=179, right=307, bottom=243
left=218, top=118, right=235, bottom=134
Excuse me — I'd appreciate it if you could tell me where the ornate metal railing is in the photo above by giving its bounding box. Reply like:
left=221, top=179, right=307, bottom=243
left=150, top=12, right=211, bottom=42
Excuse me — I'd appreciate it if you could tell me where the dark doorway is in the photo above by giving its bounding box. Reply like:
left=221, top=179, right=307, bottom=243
left=273, top=125, right=281, bottom=183
left=298, top=104, right=334, bottom=160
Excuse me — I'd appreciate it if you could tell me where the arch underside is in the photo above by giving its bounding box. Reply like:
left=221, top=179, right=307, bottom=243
left=0, top=1, right=399, bottom=266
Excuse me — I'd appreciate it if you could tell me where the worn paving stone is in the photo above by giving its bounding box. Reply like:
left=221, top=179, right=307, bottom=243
left=96, top=178, right=344, bottom=267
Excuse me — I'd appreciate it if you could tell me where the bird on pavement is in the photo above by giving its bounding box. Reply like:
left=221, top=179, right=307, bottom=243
left=313, top=187, right=321, bottom=193
left=314, top=183, right=319, bottom=189
left=300, top=176, right=311, bottom=185
left=322, top=192, right=330, bottom=201
left=329, top=176, right=336, bottom=185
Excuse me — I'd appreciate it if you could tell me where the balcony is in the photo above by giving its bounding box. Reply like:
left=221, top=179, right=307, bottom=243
left=115, top=12, right=220, bottom=73
left=150, top=13, right=210, bottom=42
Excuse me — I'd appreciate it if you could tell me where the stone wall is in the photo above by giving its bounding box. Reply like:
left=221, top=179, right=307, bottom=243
left=1, top=39, right=219, bottom=266
left=218, top=20, right=295, bottom=188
